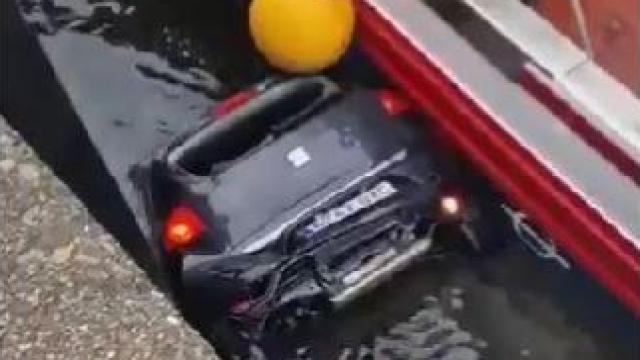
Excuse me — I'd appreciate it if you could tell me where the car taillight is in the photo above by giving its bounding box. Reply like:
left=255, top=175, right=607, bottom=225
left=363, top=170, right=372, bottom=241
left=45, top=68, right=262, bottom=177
left=213, top=89, right=258, bottom=118
left=437, top=192, right=466, bottom=223
left=440, top=195, right=462, bottom=217
left=164, top=206, right=205, bottom=253
left=378, top=89, right=413, bottom=118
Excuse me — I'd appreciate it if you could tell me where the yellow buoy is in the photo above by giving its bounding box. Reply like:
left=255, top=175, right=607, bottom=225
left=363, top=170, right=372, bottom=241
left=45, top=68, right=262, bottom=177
left=249, top=0, right=355, bottom=74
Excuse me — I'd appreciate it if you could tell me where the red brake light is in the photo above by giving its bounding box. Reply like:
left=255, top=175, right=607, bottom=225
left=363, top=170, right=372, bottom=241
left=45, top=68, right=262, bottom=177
left=164, top=206, right=205, bottom=253
left=378, top=89, right=413, bottom=118
left=213, top=89, right=258, bottom=118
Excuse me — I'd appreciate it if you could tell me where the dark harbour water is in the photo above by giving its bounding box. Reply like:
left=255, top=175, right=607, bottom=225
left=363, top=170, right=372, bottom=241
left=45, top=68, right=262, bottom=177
left=3, top=1, right=639, bottom=359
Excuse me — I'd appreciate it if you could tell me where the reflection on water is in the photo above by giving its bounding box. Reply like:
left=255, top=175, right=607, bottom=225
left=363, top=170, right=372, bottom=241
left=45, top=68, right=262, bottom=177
left=14, top=1, right=640, bottom=359
left=20, top=0, right=265, bottom=90
left=255, top=291, right=484, bottom=359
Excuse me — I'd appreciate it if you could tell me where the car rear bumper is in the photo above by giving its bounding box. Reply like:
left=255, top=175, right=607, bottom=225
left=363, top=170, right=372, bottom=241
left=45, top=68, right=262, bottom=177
left=330, top=235, right=432, bottom=308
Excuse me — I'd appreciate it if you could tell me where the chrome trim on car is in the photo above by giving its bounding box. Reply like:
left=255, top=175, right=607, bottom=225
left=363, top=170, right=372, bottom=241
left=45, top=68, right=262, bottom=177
left=331, top=234, right=433, bottom=308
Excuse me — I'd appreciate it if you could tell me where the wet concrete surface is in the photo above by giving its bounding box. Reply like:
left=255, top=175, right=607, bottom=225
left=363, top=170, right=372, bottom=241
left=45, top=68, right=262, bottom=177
left=0, top=116, right=219, bottom=359
left=3, top=0, right=640, bottom=359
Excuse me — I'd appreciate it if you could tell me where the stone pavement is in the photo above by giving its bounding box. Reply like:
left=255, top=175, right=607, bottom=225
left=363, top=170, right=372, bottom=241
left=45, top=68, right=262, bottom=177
left=0, top=116, right=218, bottom=359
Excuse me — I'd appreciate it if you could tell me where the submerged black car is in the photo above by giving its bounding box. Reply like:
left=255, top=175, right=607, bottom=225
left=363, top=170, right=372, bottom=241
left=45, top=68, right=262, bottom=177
left=133, top=77, right=500, bottom=335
